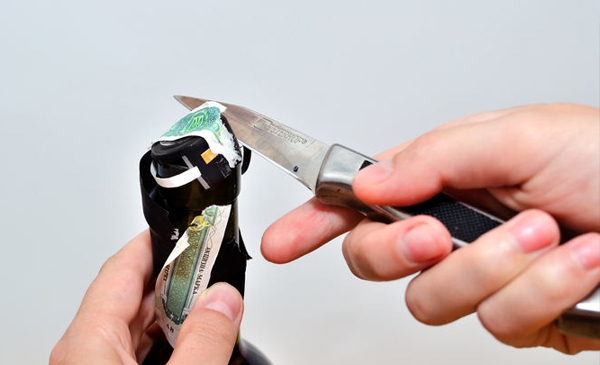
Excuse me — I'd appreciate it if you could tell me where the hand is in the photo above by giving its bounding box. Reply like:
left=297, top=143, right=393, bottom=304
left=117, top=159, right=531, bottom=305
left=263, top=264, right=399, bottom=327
left=50, top=231, right=244, bottom=364
left=261, top=103, right=600, bottom=353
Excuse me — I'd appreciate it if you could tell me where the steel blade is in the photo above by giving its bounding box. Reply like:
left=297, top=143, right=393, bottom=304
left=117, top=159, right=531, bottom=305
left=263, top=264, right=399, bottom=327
left=174, top=95, right=330, bottom=192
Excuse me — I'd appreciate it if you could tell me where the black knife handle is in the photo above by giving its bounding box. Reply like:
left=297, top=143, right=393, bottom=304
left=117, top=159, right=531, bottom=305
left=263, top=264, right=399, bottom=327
left=400, top=193, right=504, bottom=246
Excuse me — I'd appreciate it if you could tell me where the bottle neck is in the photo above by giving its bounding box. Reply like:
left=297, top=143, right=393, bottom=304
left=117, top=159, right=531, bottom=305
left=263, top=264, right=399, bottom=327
left=156, top=161, right=240, bottom=211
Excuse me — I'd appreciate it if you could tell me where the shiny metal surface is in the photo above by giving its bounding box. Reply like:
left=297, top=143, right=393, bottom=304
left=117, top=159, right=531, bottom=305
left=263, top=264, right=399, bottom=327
left=175, top=95, right=329, bottom=191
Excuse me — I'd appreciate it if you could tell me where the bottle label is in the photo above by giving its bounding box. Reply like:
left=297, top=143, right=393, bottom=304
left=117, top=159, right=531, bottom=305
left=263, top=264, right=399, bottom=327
left=154, top=204, right=231, bottom=346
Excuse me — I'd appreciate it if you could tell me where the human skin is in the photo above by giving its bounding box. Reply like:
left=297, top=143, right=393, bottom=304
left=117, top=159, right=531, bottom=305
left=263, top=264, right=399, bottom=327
left=50, top=231, right=244, bottom=365
left=261, top=103, right=600, bottom=354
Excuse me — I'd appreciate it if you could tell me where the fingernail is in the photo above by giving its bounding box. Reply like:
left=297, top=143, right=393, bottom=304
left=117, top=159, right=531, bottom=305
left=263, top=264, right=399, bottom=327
left=509, top=211, right=557, bottom=253
left=198, top=283, right=242, bottom=321
left=355, top=159, right=393, bottom=185
left=401, top=223, right=446, bottom=263
left=570, top=235, right=600, bottom=270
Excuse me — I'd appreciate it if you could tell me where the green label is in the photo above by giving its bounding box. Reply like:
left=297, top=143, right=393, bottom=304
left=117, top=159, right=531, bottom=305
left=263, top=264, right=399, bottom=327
left=162, top=106, right=224, bottom=139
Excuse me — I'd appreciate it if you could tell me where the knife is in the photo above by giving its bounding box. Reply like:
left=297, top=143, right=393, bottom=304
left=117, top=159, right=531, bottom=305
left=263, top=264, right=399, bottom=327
left=174, top=95, right=600, bottom=339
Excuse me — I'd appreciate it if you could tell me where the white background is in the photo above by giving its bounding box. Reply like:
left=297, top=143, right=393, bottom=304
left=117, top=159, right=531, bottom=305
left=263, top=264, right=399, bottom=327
left=0, top=1, right=598, bottom=364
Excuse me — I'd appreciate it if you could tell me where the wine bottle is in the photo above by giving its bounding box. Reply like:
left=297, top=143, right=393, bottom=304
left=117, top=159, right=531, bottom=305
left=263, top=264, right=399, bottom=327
left=139, top=102, right=271, bottom=364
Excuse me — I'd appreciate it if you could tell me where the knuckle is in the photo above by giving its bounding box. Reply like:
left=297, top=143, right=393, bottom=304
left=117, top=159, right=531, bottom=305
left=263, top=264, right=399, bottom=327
left=49, top=342, right=66, bottom=365
left=476, top=301, right=516, bottom=340
left=405, top=281, right=442, bottom=325
left=342, top=230, right=371, bottom=279
left=343, top=222, right=403, bottom=281
left=97, top=252, right=120, bottom=274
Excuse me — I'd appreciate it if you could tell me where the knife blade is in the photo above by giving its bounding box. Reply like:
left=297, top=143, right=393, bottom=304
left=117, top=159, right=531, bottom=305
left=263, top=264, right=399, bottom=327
left=173, top=95, right=600, bottom=340
left=175, top=95, right=330, bottom=192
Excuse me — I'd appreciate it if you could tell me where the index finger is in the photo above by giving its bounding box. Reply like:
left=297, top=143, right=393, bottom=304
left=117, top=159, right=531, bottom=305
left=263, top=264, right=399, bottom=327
left=261, top=198, right=363, bottom=263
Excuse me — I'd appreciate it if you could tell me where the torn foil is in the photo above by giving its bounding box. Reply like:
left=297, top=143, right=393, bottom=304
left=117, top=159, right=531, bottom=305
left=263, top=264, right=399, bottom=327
left=155, top=101, right=242, bottom=169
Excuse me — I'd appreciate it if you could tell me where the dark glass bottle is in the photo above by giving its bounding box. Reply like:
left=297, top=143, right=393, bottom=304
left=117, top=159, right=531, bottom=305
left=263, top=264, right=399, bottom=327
left=139, top=111, right=271, bottom=364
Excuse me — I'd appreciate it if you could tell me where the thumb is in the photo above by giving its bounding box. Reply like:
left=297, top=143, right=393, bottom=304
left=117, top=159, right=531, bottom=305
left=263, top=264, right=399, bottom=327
left=352, top=119, right=533, bottom=206
left=168, top=283, right=244, bottom=365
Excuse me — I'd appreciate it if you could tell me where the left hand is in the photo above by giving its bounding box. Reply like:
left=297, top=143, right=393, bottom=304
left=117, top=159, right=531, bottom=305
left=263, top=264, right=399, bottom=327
left=50, top=231, right=244, bottom=364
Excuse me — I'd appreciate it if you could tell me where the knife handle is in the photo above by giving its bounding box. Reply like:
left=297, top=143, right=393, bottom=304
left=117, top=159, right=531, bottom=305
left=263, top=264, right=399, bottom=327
left=315, top=144, right=502, bottom=247
left=314, top=143, right=600, bottom=339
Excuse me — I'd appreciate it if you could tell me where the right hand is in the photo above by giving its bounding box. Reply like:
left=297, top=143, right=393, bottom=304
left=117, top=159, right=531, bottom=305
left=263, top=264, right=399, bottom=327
left=262, top=103, right=600, bottom=353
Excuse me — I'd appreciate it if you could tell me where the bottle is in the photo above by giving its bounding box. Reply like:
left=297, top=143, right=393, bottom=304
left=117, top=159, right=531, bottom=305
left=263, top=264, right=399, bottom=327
left=139, top=103, right=271, bottom=364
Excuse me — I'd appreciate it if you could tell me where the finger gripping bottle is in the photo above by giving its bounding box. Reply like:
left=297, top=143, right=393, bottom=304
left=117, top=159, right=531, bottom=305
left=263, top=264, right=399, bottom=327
left=139, top=102, right=271, bottom=364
